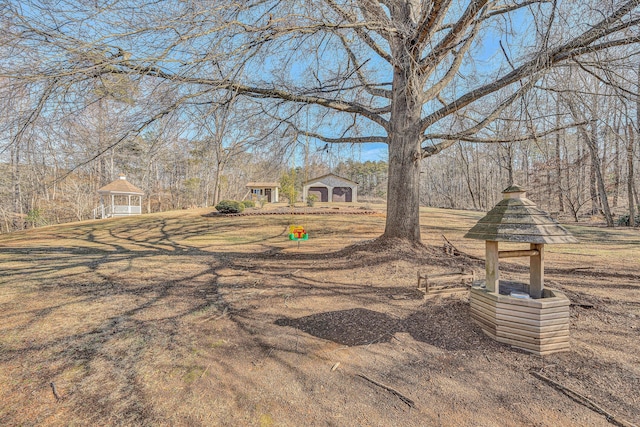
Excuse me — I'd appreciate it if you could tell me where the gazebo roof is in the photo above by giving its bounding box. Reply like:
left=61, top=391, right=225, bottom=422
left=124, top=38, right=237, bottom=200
left=464, top=185, right=578, bottom=244
left=97, top=175, right=144, bottom=195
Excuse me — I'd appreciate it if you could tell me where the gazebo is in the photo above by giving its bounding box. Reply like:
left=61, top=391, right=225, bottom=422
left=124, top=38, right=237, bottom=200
left=95, top=175, right=144, bottom=219
left=464, top=184, right=578, bottom=355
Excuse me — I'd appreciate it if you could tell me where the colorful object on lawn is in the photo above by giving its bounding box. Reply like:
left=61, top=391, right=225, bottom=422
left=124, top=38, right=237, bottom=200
left=289, top=225, right=308, bottom=241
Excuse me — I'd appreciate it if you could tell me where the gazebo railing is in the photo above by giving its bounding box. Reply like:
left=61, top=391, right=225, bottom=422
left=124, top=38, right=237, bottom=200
left=112, top=205, right=141, bottom=215
left=93, top=204, right=142, bottom=219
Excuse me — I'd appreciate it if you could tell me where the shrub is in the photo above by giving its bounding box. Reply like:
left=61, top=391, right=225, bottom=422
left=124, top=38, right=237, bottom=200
left=26, top=208, right=47, bottom=228
left=617, top=212, right=640, bottom=226
left=306, top=194, right=317, bottom=207
left=215, top=200, right=245, bottom=214
left=241, top=200, right=255, bottom=208
left=280, top=169, right=298, bottom=206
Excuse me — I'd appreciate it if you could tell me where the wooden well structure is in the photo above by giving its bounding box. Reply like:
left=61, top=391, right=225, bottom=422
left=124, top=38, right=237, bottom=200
left=464, top=185, right=578, bottom=355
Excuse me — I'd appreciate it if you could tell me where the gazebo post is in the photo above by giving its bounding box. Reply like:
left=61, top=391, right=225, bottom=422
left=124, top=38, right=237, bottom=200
left=485, top=241, right=500, bottom=293
left=530, top=243, right=545, bottom=299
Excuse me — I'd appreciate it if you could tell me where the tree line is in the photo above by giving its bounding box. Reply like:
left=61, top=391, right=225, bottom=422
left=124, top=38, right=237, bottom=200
left=1, top=1, right=639, bottom=240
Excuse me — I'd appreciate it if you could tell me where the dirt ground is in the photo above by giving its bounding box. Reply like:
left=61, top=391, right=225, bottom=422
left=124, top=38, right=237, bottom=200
left=0, top=205, right=638, bottom=426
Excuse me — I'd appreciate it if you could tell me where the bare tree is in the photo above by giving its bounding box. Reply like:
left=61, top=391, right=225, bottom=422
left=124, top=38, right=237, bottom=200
left=2, top=0, right=640, bottom=242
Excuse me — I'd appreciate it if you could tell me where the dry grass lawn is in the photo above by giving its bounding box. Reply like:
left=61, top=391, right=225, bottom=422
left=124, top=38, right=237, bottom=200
left=0, top=204, right=638, bottom=426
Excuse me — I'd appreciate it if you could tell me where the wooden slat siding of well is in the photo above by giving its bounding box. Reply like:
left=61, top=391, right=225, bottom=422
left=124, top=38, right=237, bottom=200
left=495, top=313, right=570, bottom=329
left=473, top=305, right=569, bottom=331
left=471, top=318, right=498, bottom=339
left=470, top=304, right=496, bottom=322
left=472, top=288, right=571, bottom=309
left=471, top=303, right=499, bottom=325
left=494, top=336, right=570, bottom=355
left=471, top=295, right=498, bottom=313
left=494, top=307, right=569, bottom=321
left=469, top=287, right=570, bottom=354
left=496, top=293, right=570, bottom=309
left=470, top=310, right=497, bottom=333
left=470, top=299, right=496, bottom=319
left=494, top=336, right=545, bottom=353
left=496, top=310, right=569, bottom=323
left=494, top=302, right=568, bottom=315
left=471, top=319, right=498, bottom=341
left=469, top=305, right=495, bottom=322
left=498, top=331, right=570, bottom=345
left=470, top=300, right=494, bottom=313
left=495, top=315, right=570, bottom=329
left=494, top=318, right=569, bottom=333
left=470, top=296, right=496, bottom=313
left=469, top=307, right=496, bottom=322
left=498, top=324, right=569, bottom=339
left=495, top=332, right=569, bottom=350
left=469, top=310, right=499, bottom=336
left=498, top=335, right=570, bottom=351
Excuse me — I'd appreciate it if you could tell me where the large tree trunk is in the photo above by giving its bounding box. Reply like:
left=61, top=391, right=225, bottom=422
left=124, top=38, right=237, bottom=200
left=568, top=102, right=614, bottom=225
left=212, top=162, right=223, bottom=206
left=612, top=112, right=621, bottom=208
left=11, top=142, right=23, bottom=230
left=384, top=127, right=422, bottom=242
left=383, top=61, right=422, bottom=243
left=555, top=130, right=564, bottom=212
left=628, top=123, right=636, bottom=226
left=589, top=158, right=599, bottom=214
left=458, top=145, right=479, bottom=210
left=586, top=132, right=614, bottom=226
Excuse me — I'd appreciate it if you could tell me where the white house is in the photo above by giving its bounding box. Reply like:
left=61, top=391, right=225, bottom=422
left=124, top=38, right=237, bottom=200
left=245, top=182, right=279, bottom=203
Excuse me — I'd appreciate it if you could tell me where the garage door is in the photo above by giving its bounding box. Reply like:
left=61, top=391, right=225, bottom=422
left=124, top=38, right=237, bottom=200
left=308, top=187, right=328, bottom=202
left=332, top=187, right=352, bottom=202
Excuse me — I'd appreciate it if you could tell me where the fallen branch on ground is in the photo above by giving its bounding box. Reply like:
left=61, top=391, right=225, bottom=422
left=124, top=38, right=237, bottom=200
left=530, top=371, right=635, bottom=427
left=441, top=234, right=460, bottom=256
left=357, top=374, right=415, bottom=408
left=197, top=307, right=228, bottom=324
left=50, top=382, right=61, bottom=401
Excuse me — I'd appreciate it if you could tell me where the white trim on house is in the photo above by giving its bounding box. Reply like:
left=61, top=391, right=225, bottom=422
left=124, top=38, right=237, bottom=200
left=245, top=182, right=279, bottom=203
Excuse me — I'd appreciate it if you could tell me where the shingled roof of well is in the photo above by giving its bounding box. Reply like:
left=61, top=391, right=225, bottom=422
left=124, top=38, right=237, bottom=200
left=97, top=176, right=144, bottom=195
left=464, top=186, right=578, bottom=244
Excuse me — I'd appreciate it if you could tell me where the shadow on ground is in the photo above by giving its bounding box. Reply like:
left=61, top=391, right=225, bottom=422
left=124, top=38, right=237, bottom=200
left=276, top=300, right=491, bottom=351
